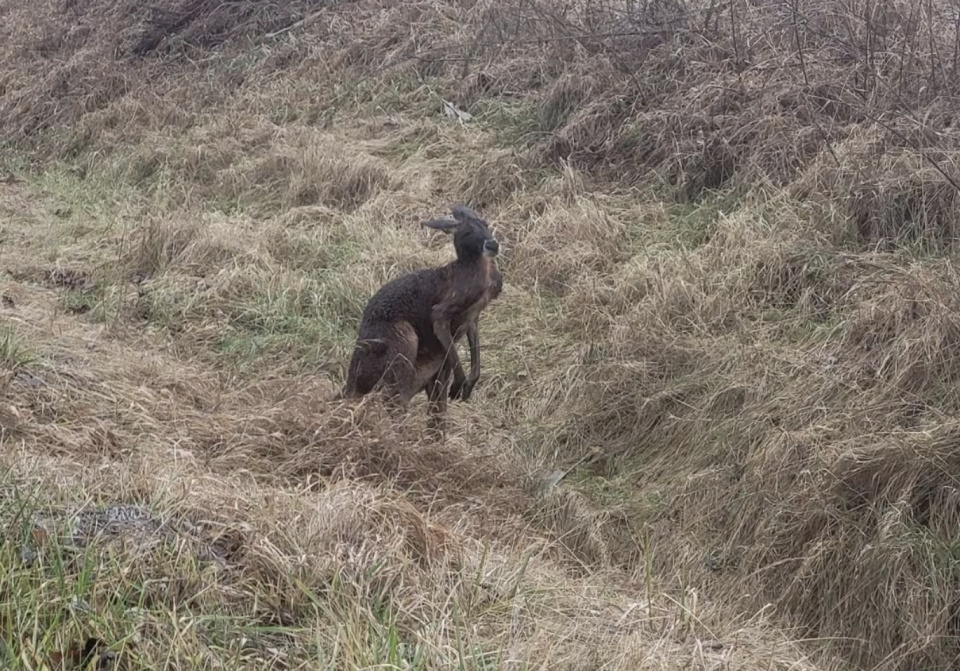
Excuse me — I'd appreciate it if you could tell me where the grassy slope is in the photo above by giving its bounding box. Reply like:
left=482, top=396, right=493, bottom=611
left=3, top=0, right=960, bottom=668
left=0, top=120, right=827, bottom=671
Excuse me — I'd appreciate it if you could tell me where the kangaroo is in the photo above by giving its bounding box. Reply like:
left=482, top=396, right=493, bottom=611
left=338, top=205, right=503, bottom=433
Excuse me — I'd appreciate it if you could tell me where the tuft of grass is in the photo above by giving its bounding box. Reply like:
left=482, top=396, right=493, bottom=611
left=0, top=329, right=32, bottom=369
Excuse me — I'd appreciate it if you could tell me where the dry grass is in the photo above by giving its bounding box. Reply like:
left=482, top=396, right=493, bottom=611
left=3, top=0, right=960, bottom=668
left=0, top=240, right=830, bottom=669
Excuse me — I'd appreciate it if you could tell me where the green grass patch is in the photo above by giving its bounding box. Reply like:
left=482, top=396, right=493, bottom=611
left=485, top=100, right=542, bottom=148
left=214, top=271, right=363, bottom=373
left=0, top=488, right=302, bottom=669
left=0, top=329, right=33, bottom=369
left=33, top=166, right=143, bottom=226
left=57, top=282, right=126, bottom=324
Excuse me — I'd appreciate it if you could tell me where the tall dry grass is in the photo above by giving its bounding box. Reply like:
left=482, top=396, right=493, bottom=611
left=2, top=0, right=960, bottom=669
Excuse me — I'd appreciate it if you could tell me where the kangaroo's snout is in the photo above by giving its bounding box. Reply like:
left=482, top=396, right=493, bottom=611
left=483, top=238, right=500, bottom=257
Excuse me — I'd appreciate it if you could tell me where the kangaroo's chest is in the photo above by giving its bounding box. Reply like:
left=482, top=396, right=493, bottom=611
left=447, top=259, right=501, bottom=338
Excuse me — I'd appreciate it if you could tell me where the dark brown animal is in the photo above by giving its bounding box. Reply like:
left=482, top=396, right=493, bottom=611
left=338, top=205, right=503, bottom=432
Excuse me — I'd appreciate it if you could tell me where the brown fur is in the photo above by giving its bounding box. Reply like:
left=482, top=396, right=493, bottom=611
left=338, top=206, right=503, bottom=434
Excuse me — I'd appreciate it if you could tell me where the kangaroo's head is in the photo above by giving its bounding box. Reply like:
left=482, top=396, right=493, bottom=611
left=423, top=205, right=499, bottom=262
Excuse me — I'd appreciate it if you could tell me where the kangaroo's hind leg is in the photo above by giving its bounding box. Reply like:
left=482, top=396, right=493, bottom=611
left=424, top=365, right=452, bottom=439
left=339, top=333, right=388, bottom=400
left=379, top=321, right=419, bottom=416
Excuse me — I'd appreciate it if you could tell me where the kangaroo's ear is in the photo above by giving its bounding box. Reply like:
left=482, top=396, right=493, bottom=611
left=422, top=217, right=460, bottom=233
left=451, top=205, right=480, bottom=223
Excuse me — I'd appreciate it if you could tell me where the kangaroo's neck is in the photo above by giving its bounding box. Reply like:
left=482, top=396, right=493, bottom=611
left=452, top=255, right=490, bottom=269
left=450, top=257, right=494, bottom=293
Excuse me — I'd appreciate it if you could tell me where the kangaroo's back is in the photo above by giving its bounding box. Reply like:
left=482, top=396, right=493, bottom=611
left=357, top=266, right=449, bottom=338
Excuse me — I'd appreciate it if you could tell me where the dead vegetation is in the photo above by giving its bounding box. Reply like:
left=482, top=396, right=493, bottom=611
left=3, top=0, right=960, bottom=668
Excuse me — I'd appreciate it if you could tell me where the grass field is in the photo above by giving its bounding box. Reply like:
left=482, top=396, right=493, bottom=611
left=2, top=0, right=960, bottom=668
